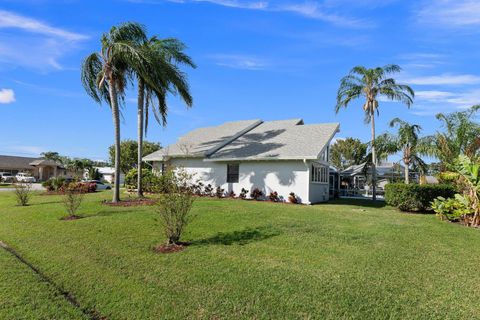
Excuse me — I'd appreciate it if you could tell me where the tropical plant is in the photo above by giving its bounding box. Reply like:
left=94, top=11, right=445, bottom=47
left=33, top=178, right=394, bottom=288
left=269, top=191, right=280, bottom=202
left=330, top=138, right=367, bottom=170
left=456, top=155, right=480, bottom=226
left=431, top=195, right=473, bottom=222
left=88, top=167, right=103, bottom=181
left=215, top=186, right=224, bottom=198
left=335, top=65, right=414, bottom=200
left=135, top=37, right=195, bottom=198
left=377, top=118, right=429, bottom=184
left=423, top=105, right=480, bottom=170
left=108, top=140, right=160, bottom=175
left=288, top=192, right=299, bottom=204
left=239, top=188, right=248, bottom=199
left=81, top=22, right=150, bottom=203
left=250, top=188, right=263, bottom=200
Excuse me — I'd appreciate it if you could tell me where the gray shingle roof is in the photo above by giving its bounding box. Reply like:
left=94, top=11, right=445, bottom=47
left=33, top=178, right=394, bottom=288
left=143, top=118, right=340, bottom=161
left=208, top=120, right=339, bottom=161
left=0, top=155, right=38, bottom=170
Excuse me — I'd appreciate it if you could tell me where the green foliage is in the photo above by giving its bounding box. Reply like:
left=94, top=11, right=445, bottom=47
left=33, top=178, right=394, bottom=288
left=384, top=183, right=456, bottom=212
left=330, top=138, right=367, bottom=170
left=155, top=168, right=195, bottom=245
left=431, top=195, right=473, bottom=221
left=42, top=176, right=66, bottom=192
left=437, top=171, right=460, bottom=185
left=88, top=167, right=103, bottom=181
left=125, top=168, right=163, bottom=193
left=62, top=183, right=85, bottom=218
left=13, top=182, right=32, bottom=206
left=108, top=140, right=161, bottom=174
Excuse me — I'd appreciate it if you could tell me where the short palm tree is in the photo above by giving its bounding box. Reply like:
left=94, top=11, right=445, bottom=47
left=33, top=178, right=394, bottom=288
left=379, top=118, right=428, bottom=184
left=81, top=22, right=149, bottom=203
left=335, top=65, right=414, bottom=200
left=135, top=37, right=195, bottom=197
left=423, top=105, right=480, bottom=170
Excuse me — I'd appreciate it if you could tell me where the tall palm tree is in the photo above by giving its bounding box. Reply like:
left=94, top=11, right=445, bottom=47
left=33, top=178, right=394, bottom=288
left=81, top=22, right=148, bottom=203
left=380, top=118, right=428, bottom=184
left=135, top=37, right=195, bottom=197
left=335, top=65, right=414, bottom=200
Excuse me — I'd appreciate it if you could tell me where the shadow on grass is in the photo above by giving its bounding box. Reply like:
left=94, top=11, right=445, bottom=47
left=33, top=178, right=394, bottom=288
left=191, top=226, right=281, bottom=246
left=321, top=198, right=387, bottom=208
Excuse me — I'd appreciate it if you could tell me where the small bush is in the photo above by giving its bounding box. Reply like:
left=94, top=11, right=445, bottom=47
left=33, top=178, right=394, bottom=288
left=125, top=168, right=162, bottom=193
left=250, top=188, right=263, bottom=200
left=42, top=176, right=66, bottom=192
left=14, top=182, right=32, bottom=206
left=288, top=192, right=299, bottom=204
left=269, top=191, right=279, bottom=202
left=62, top=183, right=85, bottom=218
left=227, top=191, right=236, bottom=198
left=215, top=186, right=224, bottom=198
left=431, top=195, right=473, bottom=222
left=384, top=183, right=456, bottom=212
left=239, top=188, right=248, bottom=199
left=437, top=171, right=460, bottom=185
left=155, top=169, right=195, bottom=245
left=204, top=184, right=213, bottom=197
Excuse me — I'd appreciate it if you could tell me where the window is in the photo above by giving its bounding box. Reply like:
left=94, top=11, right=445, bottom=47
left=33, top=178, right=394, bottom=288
left=227, top=164, right=239, bottom=183
left=311, top=164, right=328, bottom=183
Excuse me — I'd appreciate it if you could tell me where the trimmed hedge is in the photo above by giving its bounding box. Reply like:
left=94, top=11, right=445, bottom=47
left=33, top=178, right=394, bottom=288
left=384, top=183, right=456, bottom=212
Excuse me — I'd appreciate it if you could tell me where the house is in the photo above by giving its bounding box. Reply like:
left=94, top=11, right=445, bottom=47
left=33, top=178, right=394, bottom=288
left=0, top=155, right=66, bottom=181
left=88, top=167, right=125, bottom=185
left=143, top=119, right=340, bottom=204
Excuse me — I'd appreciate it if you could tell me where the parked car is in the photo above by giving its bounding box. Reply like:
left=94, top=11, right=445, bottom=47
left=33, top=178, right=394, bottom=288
left=0, top=172, right=15, bottom=183
left=15, top=172, right=36, bottom=183
left=84, top=180, right=111, bottom=191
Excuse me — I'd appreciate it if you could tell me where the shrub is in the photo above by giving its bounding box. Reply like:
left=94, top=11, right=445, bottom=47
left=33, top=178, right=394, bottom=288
left=269, top=191, right=279, bottom=202
left=384, top=183, right=456, bottom=212
left=227, top=191, right=236, bottom=198
left=204, top=184, right=213, bottom=197
left=62, top=183, right=85, bottom=218
left=125, top=168, right=162, bottom=193
left=239, top=188, right=248, bottom=199
left=88, top=167, right=103, bottom=181
left=215, top=186, right=224, bottom=198
left=250, top=188, right=263, bottom=200
left=191, top=182, right=204, bottom=196
left=13, top=182, right=32, bottom=206
left=288, top=192, right=299, bottom=204
left=437, top=171, right=460, bottom=185
left=431, top=195, right=473, bottom=222
left=155, top=168, right=195, bottom=245
left=42, top=176, right=66, bottom=192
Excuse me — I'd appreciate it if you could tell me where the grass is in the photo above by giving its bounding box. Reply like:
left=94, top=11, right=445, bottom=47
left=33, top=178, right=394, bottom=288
left=1, top=191, right=480, bottom=319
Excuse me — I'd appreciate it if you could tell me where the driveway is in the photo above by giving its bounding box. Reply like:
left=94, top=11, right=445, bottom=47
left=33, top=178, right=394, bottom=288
left=0, top=183, right=45, bottom=192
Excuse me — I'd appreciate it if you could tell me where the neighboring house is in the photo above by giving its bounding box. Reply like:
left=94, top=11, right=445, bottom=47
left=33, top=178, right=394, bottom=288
left=339, top=162, right=406, bottom=192
left=93, top=167, right=125, bottom=185
left=144, top=119, right=340, bottom=204
left=0, top=155, right=66, bottom=181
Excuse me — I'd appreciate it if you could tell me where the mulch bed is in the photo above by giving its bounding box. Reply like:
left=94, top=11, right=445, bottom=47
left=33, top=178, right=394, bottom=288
left=153, top=242, right=190, bottom=254
left=102, top=198, right=156, bottom=207
left=60, top=215, right=83, bottom=221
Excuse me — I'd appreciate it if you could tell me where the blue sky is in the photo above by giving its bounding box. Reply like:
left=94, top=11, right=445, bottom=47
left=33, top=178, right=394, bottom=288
left=0, top=0, right=479, bottom=161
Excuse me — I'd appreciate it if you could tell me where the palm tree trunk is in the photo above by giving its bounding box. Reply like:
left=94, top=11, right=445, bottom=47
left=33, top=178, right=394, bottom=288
left=404, top=161, right=410, bottom=184
left=137, top=78, right=145, bottom=198
left=371, top=112, right=377, bottom=201
left=108, top=82, right=121, bottom=203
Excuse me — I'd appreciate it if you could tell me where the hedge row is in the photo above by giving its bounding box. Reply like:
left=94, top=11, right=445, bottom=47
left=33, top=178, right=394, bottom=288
left=384, top=183, right=456, bottom=212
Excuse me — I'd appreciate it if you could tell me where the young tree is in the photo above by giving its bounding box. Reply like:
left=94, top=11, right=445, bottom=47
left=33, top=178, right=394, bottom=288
left=330, top=138, right=367, bottom=170
left=108, top=140, right=160, bottom=175
left=135, top=37, right=196, bottom=198
left=81, top=22, right=149, bottom=203
left=335, top=65, right=414, bottom=200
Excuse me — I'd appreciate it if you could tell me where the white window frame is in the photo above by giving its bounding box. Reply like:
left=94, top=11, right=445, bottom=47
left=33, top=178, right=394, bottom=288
left=311, top=163, right=329, bottom=184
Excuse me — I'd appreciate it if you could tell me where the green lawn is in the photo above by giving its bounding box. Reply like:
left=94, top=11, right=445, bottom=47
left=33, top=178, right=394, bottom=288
left=0, top=191, right=479, bottom=319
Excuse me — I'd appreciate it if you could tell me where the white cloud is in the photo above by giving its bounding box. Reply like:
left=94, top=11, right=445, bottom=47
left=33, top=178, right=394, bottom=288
left=0, top=89, right=15, bottom=104
left=417, top=0, right=480, bottom=27
left=0, top=10, right=88, bottom=41
left=0, top=11, right=88, bottom=71
left=411, top=89, right=480, bottom=115
left=404, top=74, right=480, bottom=85
left=162, top=0, right=366, bottom=27
left=209, top=54, right=269, bottom=70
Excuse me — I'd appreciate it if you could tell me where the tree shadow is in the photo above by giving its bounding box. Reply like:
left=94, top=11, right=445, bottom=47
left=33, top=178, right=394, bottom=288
left=190, top=225, right=281, bottom=246
left=321, top=198, right=387, bottom=208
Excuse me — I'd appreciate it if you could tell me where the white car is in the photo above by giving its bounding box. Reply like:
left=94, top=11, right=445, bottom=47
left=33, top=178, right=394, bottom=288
left=84, top=180, right=111, bottom=191
left=15, top=172, right=36, bottom=183
left=0, top=172, right=15, bottom=183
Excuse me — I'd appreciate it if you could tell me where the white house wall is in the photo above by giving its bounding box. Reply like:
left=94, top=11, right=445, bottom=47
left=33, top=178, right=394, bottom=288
left=307, top=160, right=330, bottom=203
left=166, top=158, right=314, bottom=203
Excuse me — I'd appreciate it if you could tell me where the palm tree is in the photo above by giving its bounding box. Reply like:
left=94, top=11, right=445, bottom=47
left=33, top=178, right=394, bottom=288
left=81, top=22, right=149, bottom=203
left=335, top=65, right=414, bottom=200
left=379, top=118, right=428, bottom=184
left=135, top=37, right=196, bottom=197
left=422, top=105, right=480, bottom=170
